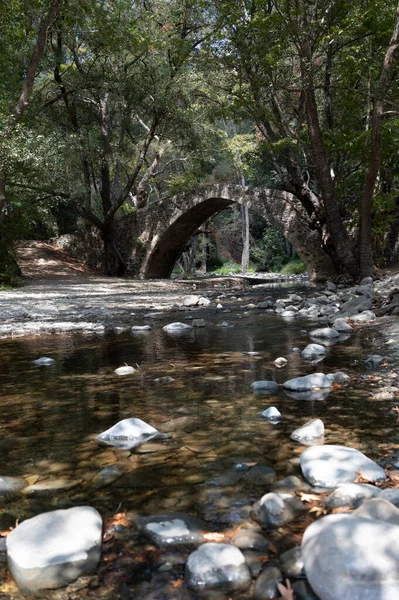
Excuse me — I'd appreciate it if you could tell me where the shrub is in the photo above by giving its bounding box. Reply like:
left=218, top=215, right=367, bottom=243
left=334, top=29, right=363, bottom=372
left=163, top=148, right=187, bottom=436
left=280, top=260, right=306, bottom=274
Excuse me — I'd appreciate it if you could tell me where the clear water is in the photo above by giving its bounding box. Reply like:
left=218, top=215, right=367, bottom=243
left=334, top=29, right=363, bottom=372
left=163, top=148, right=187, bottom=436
left=0, top=287, right=395, bottom=597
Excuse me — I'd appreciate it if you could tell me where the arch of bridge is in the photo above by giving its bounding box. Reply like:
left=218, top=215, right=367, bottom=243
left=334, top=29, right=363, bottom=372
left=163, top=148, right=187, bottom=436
left=136, top=184, right=334, bottom=281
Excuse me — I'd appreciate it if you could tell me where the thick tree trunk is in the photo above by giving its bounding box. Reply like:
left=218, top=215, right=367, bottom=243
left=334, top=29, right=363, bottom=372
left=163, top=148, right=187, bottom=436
left=360, top=3, right=399, bottom=278
left=101, top=225, right=126, bottom=276
left=301, top=59, right=359, bottom=278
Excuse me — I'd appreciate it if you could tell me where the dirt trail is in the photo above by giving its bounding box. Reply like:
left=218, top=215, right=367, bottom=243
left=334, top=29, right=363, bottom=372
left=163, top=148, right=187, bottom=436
left=16, top=240, right=98, bottom=280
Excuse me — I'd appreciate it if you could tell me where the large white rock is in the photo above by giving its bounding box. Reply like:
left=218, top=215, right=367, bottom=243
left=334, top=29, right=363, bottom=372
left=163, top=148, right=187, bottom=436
left=6, top=506, right=102, bottom=593
left=185, top=543, right=251, bottom=592
left=300, top=445, right=386, bottom=488
left=283, top=373, right=331, bottom=391
left=302, top=501, right=399, bottom=600
left=96, top=417, right=159, bottom=450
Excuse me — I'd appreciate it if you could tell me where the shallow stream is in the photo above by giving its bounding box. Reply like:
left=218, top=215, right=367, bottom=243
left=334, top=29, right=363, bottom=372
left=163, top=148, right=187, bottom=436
left=0, top=283, right=396, bottom=598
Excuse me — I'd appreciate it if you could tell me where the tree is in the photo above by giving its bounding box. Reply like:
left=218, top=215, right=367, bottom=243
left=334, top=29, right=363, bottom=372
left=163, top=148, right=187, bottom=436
left=0, top=0, right=63, bottom=278
left=203, top=0, right=399, bottom=280
left=19, top=0, right=218, bottom=274
left=360, top=2, right=399, bottom=277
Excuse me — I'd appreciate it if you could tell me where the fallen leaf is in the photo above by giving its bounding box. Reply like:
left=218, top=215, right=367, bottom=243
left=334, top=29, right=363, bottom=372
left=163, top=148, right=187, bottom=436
left=268, top=541, right=278, bottom=555
left=170, top=578, right=184, bottom=588
left=254, top=554, right=269, bottom=563
left=202, top=532, right=226, bottom=542
left=298, top=492, right=321, bottom=503
left=309, top=506, right=327, bottom=517
left=354, top=470, right=374, bottom=484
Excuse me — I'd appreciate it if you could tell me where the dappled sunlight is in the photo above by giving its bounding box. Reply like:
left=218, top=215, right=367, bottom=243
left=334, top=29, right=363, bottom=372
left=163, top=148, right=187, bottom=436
left=0, top=295, right=396, bottom=598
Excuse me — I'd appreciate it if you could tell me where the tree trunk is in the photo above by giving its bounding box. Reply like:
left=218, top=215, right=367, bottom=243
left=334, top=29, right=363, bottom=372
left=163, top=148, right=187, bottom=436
left=300, top=53, right=359, bottom=279
left=101, top=225, right=126, bottom=276
left=241, top=204, right=250, bottom=270
left=360, top=3, right=399, bottom=278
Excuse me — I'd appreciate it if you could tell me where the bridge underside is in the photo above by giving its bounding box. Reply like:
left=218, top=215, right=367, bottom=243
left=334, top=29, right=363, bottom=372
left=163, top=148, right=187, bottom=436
left=144, top=197, right=233, bottom=278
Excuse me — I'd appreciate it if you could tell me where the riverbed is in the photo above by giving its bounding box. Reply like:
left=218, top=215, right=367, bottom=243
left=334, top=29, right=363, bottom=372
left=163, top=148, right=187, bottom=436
left=0, top=281, right=398, bottom=599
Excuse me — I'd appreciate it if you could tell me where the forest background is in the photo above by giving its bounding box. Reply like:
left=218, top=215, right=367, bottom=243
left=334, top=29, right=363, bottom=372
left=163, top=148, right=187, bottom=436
left=1, top=0, right=399, bottom=282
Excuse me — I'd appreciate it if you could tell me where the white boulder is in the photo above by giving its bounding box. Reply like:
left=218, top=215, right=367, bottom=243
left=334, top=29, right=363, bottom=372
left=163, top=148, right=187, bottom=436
left=6, top=506, right=102, bottom=593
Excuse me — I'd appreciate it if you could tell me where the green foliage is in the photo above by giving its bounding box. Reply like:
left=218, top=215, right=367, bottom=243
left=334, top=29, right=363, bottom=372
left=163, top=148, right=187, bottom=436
left=212, top=260, right=255, bottom=275
left=251, top=226, right=289, bottom=272
left=280, top=260, right=306, bottom=275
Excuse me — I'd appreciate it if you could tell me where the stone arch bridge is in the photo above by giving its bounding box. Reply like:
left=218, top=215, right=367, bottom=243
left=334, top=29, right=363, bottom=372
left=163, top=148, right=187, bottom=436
left=118, top=184, right=334, bottom=281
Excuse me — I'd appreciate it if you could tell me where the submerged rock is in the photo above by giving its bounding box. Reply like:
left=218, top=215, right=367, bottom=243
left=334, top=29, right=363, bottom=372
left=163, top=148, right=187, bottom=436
left=154, top=375, right=174, bottom=384
left=6, top=506, right=102, bottom=593
left=192, top=318, right=205, bottom=327
left=91, top=466, right=122, bottom=489
left=185, top=542, right=251, bottom=592
left=131, top=325, right=151, bottom=332
left=0, top=477, right=26, bottom=502
left=300, top=445, right=386, bottom=488
left=138, top=512, right=205, bottom=548
left=251, top=380, right=279, bottom=392
left=96, top=418, right=160, bottom=450
left=22, top=479, right=80, bottom=497
left=243, top=466, right=276, bottom=487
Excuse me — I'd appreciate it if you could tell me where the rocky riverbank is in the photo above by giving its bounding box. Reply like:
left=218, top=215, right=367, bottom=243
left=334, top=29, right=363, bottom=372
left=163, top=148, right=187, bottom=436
left=2, top=248, right=399, bottom=599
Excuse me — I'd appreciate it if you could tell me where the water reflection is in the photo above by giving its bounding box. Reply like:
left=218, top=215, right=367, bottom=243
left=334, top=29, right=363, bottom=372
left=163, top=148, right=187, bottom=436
left=0, top=297, right=394, bottom=537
